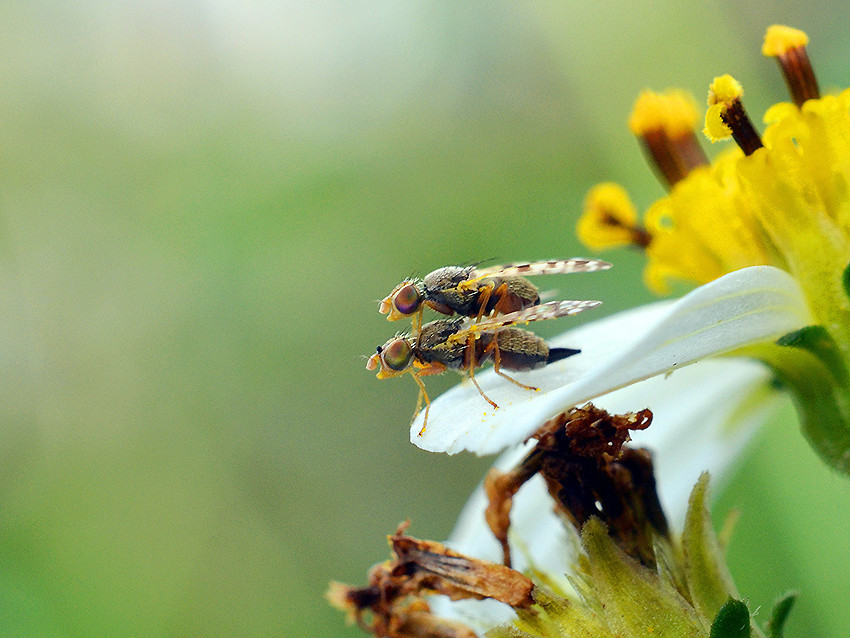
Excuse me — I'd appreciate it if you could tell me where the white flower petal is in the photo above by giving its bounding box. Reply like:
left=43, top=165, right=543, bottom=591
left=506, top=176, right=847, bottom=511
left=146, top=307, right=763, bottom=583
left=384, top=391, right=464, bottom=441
left=432, top=356, right=790, bottom=630
left=412, top=266, right=811, bottom=455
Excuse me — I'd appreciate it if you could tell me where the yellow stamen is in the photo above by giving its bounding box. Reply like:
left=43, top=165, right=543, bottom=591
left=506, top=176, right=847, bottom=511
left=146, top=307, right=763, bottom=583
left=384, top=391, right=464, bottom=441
left=704, top=76, right=743, bottom=142
left=704, top=75, right=763, bottom=155
left=762, top=25, right=819, bottom=106
left=629, top=90, right=708, bottom=187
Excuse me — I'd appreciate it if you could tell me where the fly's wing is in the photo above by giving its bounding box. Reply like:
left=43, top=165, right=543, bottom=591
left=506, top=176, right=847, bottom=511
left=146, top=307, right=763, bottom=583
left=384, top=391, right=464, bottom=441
left=471, top=258, right=612, bottom=279
left=464, top=299, right=602, bottom=335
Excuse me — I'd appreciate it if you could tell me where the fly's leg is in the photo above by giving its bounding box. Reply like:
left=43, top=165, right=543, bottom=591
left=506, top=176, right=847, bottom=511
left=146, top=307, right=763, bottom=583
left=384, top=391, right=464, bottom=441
left=412, top=307, right=423, bottom=335
left=411, top=373, right=431, bottom=436
left=473, top=282, right=495, bottom=322
left=411, top=362, right=445, bottom=436
left=473, top=281, right=514, bottom=322
left=489, top=283, right=516, bottom=315
left=487, top=338, right=539, bottom=392
left=466, top=332, right=499, bottom=409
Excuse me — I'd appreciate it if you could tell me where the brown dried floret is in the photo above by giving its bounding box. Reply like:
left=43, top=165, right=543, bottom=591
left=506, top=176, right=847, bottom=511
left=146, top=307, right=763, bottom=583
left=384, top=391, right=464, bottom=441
left=484, top=403, right=665, bottom=568
left=389, top=534, right=534, bottom=608
left=327, top=522, right=534, bottom=637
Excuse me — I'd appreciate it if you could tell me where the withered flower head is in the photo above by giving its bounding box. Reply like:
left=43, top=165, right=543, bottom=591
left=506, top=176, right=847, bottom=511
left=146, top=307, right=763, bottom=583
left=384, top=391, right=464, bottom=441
left=332, top=406, right=796, bottom=637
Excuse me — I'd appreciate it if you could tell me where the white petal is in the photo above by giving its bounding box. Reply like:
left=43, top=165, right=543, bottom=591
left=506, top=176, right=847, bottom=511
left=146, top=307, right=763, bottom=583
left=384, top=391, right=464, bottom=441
left=432, top=357, right=790, bottom=630
left=412, top=266, right=811, bottom=455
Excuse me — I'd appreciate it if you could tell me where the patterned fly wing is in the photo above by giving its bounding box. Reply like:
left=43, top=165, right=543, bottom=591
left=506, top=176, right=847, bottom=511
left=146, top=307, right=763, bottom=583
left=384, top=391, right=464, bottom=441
left=472, top=258, right=611, bottom=279
left=468, top=299, right=603, bottom=333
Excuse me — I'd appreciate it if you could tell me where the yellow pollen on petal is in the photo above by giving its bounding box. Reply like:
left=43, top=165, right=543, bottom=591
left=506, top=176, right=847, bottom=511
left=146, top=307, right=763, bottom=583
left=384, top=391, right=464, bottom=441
left=762, top=25, right=809, bottom=57
left=641, top=155, right=772, bottom=293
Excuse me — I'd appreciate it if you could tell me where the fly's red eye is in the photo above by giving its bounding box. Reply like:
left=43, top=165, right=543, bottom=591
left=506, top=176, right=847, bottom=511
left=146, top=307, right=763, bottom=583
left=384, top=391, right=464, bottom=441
left=381, top=338, right=413, bottom=371
left=393, top=283, right=422, bottom=315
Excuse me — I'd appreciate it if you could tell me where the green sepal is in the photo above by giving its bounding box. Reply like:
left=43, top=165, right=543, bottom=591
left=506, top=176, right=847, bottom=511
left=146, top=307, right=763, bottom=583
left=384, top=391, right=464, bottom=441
left=709, top=598, right=751, bottom=638
left=842, top=260, right=850, bottom=301
left=736, top=341, right=850, bottom=474
left=508, top=587, right=614, bottom=638
left=682, top=474, right=739, bottom=626
left=765, top=591, right=797, bottom=638
left=775, top=325, right=848, bottom=384
left=487, top=626, right=531, bottom=638
left=581, top=517, right=705, bottom=637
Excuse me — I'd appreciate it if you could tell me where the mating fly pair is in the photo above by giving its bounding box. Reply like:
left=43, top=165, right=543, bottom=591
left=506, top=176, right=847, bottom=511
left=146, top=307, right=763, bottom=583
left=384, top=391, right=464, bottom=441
left=368, top=259, right=611, bottom=434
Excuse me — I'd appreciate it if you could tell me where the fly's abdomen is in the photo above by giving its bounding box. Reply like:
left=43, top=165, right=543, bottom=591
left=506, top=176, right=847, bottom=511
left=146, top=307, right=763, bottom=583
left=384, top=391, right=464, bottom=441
left=483, top=276, right=540, bottom=314
left=487, top=328, right=551, bottom=371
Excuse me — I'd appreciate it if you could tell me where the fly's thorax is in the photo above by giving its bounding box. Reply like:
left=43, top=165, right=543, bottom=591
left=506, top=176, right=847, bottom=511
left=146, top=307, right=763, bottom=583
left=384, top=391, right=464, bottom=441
left=416, top=318, right=467, bottom=368
left=422, top=266, right=474, bottom=290
left=422, top=266, right=480, bottom=316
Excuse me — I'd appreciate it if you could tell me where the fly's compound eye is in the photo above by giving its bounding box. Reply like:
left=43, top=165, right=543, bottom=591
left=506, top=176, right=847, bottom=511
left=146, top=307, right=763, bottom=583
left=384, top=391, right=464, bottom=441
left=381, top=338, right=413, bottom=371
left=393, top=283, right=422, bottom=316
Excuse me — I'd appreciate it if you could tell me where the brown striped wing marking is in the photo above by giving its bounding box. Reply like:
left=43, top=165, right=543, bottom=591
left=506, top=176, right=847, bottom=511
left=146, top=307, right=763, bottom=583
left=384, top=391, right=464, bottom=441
left=472, top=258, right=612, bottom=279
left=474, top=299, right=602, bottom=330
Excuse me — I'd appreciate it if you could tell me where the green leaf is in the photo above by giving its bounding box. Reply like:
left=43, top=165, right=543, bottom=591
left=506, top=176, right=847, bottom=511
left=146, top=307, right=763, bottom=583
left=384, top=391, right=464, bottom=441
left=709, top=598, right=751, bottom=638
left=766, top=591, right=797, bottom=638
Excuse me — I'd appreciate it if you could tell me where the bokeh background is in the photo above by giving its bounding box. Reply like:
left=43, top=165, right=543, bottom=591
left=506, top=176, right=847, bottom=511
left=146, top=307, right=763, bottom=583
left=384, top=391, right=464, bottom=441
left=1, top=1, right=849, bottom=636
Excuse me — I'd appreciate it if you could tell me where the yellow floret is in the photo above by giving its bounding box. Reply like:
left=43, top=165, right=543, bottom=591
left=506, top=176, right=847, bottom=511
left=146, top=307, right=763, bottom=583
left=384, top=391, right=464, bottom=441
left=577, top=183, right=639, bottom=249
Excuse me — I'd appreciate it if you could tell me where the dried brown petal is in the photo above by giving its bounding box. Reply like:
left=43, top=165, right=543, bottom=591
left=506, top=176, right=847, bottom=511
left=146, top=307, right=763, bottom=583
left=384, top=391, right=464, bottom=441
left=483, top=448, right=543, bottom=568
left=392, top=609, right=479, bottom=638
left=390, top=534, right=534, bottom=608
left=329, top=523, right=535, bottom=637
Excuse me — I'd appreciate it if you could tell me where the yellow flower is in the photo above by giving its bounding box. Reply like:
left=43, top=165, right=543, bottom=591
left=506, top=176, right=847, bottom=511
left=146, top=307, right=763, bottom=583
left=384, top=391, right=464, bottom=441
left=580, top=27, right=850, bottom=314
left=576, top=25, right=850, bottom=471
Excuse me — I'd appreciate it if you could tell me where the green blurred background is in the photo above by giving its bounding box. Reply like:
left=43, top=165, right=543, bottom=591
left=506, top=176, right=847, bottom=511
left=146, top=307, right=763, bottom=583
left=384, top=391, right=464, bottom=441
left=0, top=2, right=849, bottom=636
